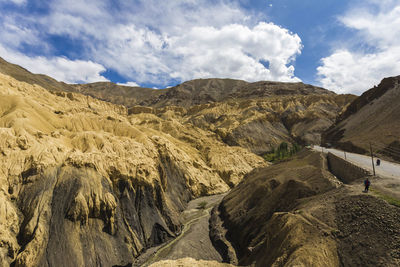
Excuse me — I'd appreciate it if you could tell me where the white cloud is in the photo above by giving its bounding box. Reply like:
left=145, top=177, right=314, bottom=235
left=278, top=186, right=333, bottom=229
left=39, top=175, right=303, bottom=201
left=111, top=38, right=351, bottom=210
left=167, top=23, right=301, bottom=82
left=317, top=48, right=400, bottom=95
left=0, top=45, right=109, bottom=83
left=317, top=1, right=400, bottom=94
left=0, top=16, right=41, bottom=50
left=0, top=0, right=303, bottom=85
left=1, top=0, right=27, bottom=5
left=117, top=81, right=140, bottom=87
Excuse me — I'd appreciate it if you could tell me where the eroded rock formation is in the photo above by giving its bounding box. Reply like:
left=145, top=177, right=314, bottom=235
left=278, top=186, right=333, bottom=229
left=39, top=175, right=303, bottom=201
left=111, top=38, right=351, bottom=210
left=0, top=56, right=358, bottom=266
left=0, top=73, right=265, bottom=266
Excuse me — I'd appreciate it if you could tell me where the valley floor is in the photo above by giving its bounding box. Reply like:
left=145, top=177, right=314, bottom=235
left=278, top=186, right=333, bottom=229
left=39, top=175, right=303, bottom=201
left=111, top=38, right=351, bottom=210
left=135, top=194, right=226, bottom=267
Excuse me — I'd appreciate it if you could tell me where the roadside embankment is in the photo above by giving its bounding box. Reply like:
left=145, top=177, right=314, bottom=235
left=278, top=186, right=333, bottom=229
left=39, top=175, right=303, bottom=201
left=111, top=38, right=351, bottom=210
left=327, top=152, right=371, bottom=183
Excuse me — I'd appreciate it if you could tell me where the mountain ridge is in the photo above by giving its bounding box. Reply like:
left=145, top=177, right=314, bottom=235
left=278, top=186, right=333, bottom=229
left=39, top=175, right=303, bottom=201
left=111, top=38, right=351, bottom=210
left=323, top=75, right=400, bottom=160
left=1, top=56, right=336, bottom=109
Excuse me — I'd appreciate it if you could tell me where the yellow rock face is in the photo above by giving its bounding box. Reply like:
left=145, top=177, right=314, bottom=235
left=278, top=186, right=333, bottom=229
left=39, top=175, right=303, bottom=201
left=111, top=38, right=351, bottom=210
left=0, top=73, right=267, bottom=266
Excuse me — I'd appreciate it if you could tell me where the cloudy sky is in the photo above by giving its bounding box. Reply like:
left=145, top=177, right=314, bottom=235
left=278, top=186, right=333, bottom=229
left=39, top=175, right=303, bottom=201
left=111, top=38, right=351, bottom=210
left=0, top=0, right=399, bottom=95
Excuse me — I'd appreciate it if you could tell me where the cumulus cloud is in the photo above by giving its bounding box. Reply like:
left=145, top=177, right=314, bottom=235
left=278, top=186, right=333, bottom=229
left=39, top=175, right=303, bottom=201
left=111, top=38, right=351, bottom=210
left=0, top=45, right=108, bottom=83
left=117, top=81, right=140, bottom=87
left=0, top=0, right=303, bottom=85
left=317, top=1, right=400, bottom=94
left=317, top=48, right=400, bottom=95
left=167, top=23, right=301, bottom=82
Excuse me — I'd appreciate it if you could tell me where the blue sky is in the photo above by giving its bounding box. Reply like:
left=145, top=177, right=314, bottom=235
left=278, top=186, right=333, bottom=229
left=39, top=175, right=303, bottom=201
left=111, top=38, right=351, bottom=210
left=1, top=0, right=400, bottom=94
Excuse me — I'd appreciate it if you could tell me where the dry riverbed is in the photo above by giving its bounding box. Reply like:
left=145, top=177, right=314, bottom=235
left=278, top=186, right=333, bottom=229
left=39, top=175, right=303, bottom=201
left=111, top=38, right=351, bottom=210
left=134, top=193, right=226, bottom=266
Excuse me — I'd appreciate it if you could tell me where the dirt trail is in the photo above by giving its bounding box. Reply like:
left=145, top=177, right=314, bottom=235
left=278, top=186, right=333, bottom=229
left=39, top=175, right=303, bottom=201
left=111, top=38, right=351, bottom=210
left=135, top=194, right=226, bottom=267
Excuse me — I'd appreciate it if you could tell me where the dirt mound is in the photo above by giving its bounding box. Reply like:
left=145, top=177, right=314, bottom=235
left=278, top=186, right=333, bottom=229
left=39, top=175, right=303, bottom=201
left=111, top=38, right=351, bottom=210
left=335, top=194, right=400, bottom=267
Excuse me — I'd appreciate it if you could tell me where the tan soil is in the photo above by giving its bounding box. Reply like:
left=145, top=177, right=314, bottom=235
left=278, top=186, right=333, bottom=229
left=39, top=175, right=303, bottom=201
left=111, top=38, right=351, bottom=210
left=211, top=150, right=400, bottom=267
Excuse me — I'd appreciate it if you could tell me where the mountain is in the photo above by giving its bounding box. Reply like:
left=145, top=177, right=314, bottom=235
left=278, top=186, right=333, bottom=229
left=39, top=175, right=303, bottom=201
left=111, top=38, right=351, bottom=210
left=183, top=94, right=354, bottom=154
left=72, top=82, right=164, bottom=107
left=0, top=72, right=266, bottom=266
left=0, top=57, right=74, bottom=92
left=73, top=80, right=355, bottom=154
left=323, top=76, right=400, bottom=161
left=0, top=57, right=356, bottom=266
left=0, top=57, right=356, bottom=154
left=72, top=78, right=333, bottom=108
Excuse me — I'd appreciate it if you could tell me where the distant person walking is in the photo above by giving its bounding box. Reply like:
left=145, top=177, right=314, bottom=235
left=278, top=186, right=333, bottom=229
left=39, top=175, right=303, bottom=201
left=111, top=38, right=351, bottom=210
left=364, top=178, right=371, bottom=193
left=376, top=158, right=381, bottom=166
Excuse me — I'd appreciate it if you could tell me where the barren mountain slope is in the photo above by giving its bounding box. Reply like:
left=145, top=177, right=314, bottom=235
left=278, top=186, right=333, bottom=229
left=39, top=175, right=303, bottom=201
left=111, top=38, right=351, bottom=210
left=184, top=94, right=354, bottom=154
left=72, top=82, right=164, bottom=107
left=323, top=76, right=400, bottom=160
left=0, top=57, right=356, bottom=151
left=0, top=57, right=74, bottom=93
left=76, top=79, right=355, bottom=152
left=73, top=78, right=334, bottom=109
left=0, top=73, right=266, bottom=267
left=127, top=94, right=354, bottom=155
left=210, top=150, right=400, bottom=266
left=148, top=258, right=234, bottom=267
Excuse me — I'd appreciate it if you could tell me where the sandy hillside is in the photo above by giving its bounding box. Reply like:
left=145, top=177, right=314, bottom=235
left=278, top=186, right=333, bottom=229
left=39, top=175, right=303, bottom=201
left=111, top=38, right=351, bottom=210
left=0, top=73, right=266, bottom=267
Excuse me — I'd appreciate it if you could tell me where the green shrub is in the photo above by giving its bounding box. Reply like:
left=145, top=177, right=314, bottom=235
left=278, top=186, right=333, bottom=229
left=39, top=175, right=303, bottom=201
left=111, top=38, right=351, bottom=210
left=263, top=142, right=302, bottom=163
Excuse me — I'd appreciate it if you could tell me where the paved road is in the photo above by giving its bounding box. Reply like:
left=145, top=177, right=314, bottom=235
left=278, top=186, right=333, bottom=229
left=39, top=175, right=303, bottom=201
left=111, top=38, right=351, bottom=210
left=313, top=145, right=400, bottom=179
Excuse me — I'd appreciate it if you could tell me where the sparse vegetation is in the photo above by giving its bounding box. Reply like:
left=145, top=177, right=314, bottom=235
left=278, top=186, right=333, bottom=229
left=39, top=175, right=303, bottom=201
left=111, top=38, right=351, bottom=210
left=371, top=188, right=400, bottom=207
left=263, top=142, right=302, bottom=163
left=197, top=201, right=208, bottom=210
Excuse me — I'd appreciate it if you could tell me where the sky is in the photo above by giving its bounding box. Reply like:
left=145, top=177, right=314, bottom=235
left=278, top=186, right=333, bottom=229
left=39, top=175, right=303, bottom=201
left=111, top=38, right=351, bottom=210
left=1, top=0, right=400, bottom=95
